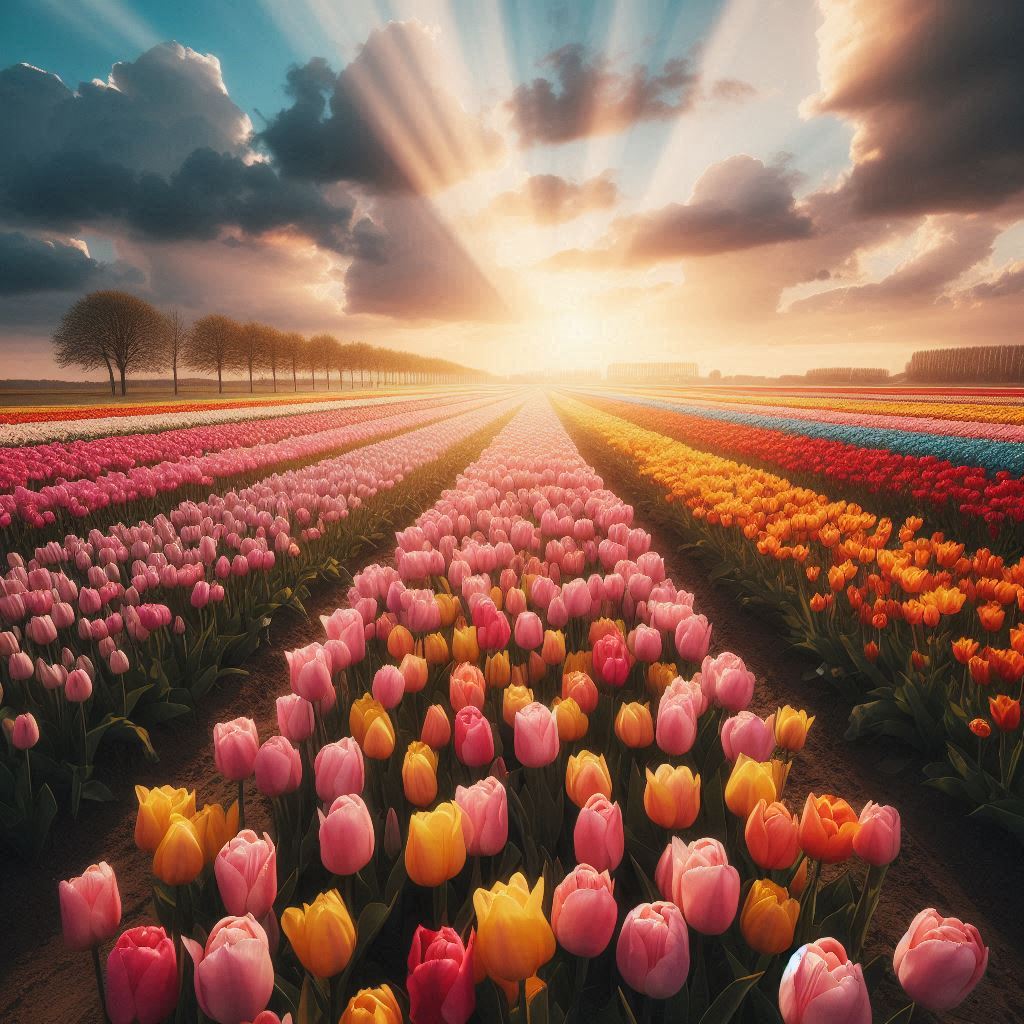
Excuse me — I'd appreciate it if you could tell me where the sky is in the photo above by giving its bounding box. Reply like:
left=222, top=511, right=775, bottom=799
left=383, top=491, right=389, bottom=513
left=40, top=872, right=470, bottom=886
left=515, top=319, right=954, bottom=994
left=0, top=0, right=1022, bottom=379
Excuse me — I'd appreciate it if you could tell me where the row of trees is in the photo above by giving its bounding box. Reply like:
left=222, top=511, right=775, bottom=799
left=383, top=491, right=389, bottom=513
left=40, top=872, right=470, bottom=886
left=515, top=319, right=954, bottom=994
left=53, top=290, right=490, bottom=396
left=907, top=345, right=1024, bottom=383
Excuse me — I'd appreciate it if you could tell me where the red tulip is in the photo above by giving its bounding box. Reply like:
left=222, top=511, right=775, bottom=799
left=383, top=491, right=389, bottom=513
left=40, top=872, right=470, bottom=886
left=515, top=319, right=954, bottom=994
left=407, top=925, right=476, bottom=1024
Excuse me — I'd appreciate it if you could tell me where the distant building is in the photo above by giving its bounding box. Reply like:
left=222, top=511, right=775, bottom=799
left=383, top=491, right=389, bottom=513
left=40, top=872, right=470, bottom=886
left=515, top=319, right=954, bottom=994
left=608, top=361, right=699, bottom=382
left=805, top=367, right=890, bottom=383
left=907, top=345, right=1024, bottom=383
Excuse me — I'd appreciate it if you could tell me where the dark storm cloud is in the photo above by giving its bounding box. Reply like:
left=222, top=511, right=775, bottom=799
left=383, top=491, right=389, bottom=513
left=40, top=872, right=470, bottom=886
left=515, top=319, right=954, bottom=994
left=260, top=22, right=503, bottom=193
left=489, top=173, right=619, bottom=224
left=812, top=0, right=1024, bottom=216
left=507, top=44, right=699, bottom=147
left=0, top=231, right=141, bottom=294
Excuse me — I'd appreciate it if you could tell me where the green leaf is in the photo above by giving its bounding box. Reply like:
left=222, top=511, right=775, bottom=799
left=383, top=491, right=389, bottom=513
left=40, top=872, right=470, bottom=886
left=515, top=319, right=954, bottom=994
left=697, top=971, right=764, bottom=1024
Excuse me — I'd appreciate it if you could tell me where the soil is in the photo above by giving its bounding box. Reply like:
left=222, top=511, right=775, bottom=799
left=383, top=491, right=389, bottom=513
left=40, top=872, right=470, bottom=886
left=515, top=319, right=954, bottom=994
left=2, top=422, right=1022, bottom=1024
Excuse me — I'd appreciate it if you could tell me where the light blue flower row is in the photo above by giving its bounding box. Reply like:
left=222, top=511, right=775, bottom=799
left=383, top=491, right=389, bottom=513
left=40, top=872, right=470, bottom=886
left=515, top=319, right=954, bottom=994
left=583, top=390, right=1024, bottom=476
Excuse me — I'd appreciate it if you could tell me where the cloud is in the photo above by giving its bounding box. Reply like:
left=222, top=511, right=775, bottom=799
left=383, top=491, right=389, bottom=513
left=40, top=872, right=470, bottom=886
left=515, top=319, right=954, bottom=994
left=710, top=78, right=757, bottom=102
left=489, top=173, right=619, bottom=224
left=809, top=0, right=1024, bottom=216
left=0, top=44, right=250, bottom=178
left=788, top=215, right=1000, bottom=313
left=0, top=230, right=141, bottom=294
left=345, top=197, right=509, bottom=321
left=507, top=44, right=699, bottom=146
left=964, top=260, right=1024, bottom=301
left=260, top=21, right=503, bottom=194
left=547, top=156, right=812, bottom=269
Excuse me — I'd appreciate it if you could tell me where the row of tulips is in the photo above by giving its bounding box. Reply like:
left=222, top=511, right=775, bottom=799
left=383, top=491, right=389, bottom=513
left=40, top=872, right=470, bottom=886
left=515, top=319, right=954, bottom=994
left=584, top=388, right=1024, bottom=480
left=0, top=398, right=518, bottom=857
left=638, top=387, right=1024, bottom=427
left=0, top=389, right=419, bottom=436
left=557, top=395, right=1024, bottom=840
left=0, top=392, right=445, bottom=493
left=54, top=396, right=988, bottom=1023
left=581, top=392, right=1024, bottom=550
left=0, top=394, right=500, bottom=535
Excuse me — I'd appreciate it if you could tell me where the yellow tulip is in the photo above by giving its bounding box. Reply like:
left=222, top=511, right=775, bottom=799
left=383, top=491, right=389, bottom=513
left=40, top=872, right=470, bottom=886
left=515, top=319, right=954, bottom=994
left=406, top=802, right=467, bottom=887
left=644, top=764, right=701, bottom=829
left=489, top=586, right=504, bottom=610
left=484, top=650, right=511, bottom=689
left=615, top=702, right=654, bottom=748
left=339, top=985, right=402, bottom=1024
left=646, top=662, right=677, bottom=698
left=541, top=630, right=566, bottom=666
left=452, top=625, right=480, bottom=663
left=402, top=741, right=439, bottom=807
left=740, top=879, right=799, bottom=954
left=774, top=706, right=815, bottom=753
left=190, top=800, right=239, bottom=864
left=350, top=695, right=396, bottom=760
left=435, top=593, right=461, bottom=628
left=281, top=889, right=356, bottom=979
left=503, top=684, right=534, bottom=727
left=724, top=754, right=777, bottom=818
left=473, top=873, right=555, bottom=983
left=152, top=813, right=204, bottom=886
left=134, top=784, right=196, bottom=853
left=552, top=697, right=588, bottom=741
left=424, top=631, right=449, bottom=665
left=562, top=650, right=592, bottom=677
left=565, top=751, right=612, bottom=807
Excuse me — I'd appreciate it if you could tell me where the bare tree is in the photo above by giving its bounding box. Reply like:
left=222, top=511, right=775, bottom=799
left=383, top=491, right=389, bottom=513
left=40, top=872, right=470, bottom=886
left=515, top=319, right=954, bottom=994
left=280, top=332, right=304, bottom=391
left=309, top=333, right=336, bottom=390
left=162, top=309, right=188, bottom=396
left=263, top=326, right=284, bottom=392
left=235, top=321, right=270, bottom=393
left=52, top=290, right=164, bottom=396
left=186, top=314, right=239, bottom=393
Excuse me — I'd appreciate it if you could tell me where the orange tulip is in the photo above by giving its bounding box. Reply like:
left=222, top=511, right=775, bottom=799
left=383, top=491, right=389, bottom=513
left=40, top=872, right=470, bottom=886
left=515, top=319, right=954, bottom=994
left=798, top=794, right=858, bottom=863
left=989, top=695, right=1021, bottom=732
left=951, top=637, right=980, bottom=664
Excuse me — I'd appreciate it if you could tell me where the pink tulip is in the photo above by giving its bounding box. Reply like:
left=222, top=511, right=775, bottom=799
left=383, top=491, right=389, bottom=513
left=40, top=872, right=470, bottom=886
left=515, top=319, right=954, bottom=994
left=893, top=909, right=988, bottom=1011
left=27, top=614, right=58, bottom=645
left=65, top=667, right=93, bottom=702
left=455, top=776, right=508, bottom=856
left=655, top=836, right=739, bottom=935
left=454, top=705, right=495, bottom=767
left=314, top=737, right=365, bottom=803
left=276, top=694, right=314, bottom=743
left=721, top=711, right=776, bottom=763
left=215, top=830, right=278, bottom=919
left=593, top=632, right=630, bottom=687
left=248, top=1013, right=293, bottom=1024
left=574, top=794, right=624, bottom=872
left=254, top=736, right=302, bottom=797
left=655, top=689, right=699, bottom=756
left=59, top=861, right=121, bottom=951
left=450, top=663, right=486, bottom=712
left=213, top=717, right=259, bottom=781
left=631, top=624, right=662, bottom=663
left=702, top=652, right=755, bottom=712
left=285, top=643, right=333, bottom=704
left=616, top=902, right=689, bottom=998
left=108, top=648, right=130, bottom=675
left=675, top=614, right=711, bottom=662
left=106, top=926, right=178, bottom=1024
left=513, top=611, right=544, bottom=650
left=8, top=712, right=39, bottom=750
left=319, top=794, right=375, bottom=875
left=514, top=702, right=559, bottom=767
left=8, top=651, right=33, bottom=680
left=779, top=938, right=871, bottom=1024
left=184, top=915, right=275, bottom=1024
left=551, top=864, right=617, bottom=957
left=372, top=664, right=406, bottom=708
left=399, top=653, right=428, bottom=693
left=407, top=926, right=476, bottom=1024
left=853, top=802, right=901, bottom=866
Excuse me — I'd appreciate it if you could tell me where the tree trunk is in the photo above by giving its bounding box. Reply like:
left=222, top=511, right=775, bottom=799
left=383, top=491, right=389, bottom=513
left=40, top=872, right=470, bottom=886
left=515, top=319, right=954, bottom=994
left=104, top=358, right=116, bottom=397
left=292, top=362, right=297, bottom=391
left=119, top=368, right=127, bottom=396
left=249, top=365, right=254, bottom=393
left=173, top=358, right=178, bottom=396
left=218, top=367, right=223, bottom=394
left=272, top=367, right=277, bottom=393
left=311, top=369, right=315, bottom=390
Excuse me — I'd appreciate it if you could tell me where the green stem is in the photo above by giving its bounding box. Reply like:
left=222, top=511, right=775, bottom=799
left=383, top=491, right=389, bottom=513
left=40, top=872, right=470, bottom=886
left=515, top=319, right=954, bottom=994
left=90, top=945, right=110, bottom=1023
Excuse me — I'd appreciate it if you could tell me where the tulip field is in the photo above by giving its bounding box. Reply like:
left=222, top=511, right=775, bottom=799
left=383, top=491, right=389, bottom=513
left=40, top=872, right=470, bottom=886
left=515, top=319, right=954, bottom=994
left=1, top=386, right=1020, bottom=1024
